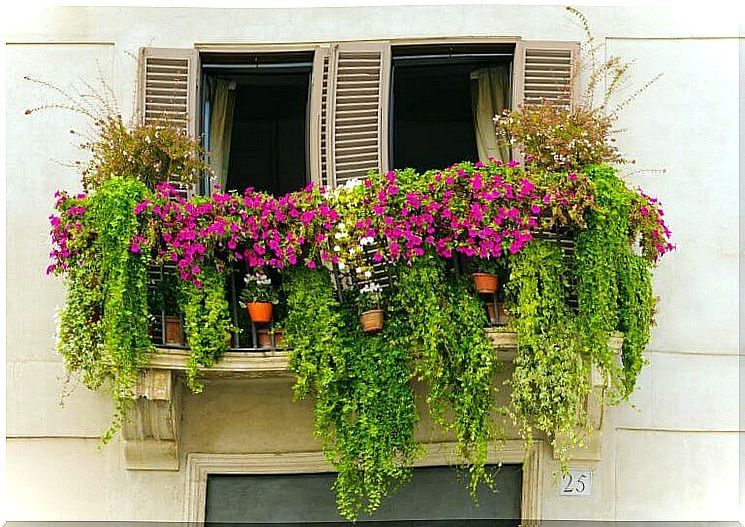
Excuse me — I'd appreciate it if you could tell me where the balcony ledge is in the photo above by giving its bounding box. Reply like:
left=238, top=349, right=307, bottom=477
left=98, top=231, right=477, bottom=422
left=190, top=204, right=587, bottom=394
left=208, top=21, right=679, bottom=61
left=124, top=330, right=623, bottom=470
left=147, top=330, right=624, bottom=377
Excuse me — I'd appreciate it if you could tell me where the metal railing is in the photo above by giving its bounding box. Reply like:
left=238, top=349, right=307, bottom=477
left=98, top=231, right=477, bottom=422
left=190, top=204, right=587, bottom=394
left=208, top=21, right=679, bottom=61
left=147, top=234, right=575, bottom=352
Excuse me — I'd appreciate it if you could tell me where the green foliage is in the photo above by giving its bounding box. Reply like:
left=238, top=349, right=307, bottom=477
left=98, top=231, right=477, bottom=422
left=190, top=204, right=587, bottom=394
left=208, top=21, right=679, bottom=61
left=56, top=258, right=106, bottom=390
left=505, top=240, right=589, bottom=468
left=178, top=264, right=234, bottom=392
left=55, top=177, right=155, bottom=444
left=81, top=118, right=210, bottom=192
left=388, top=258, right=499, bottom=495
left=574, top=164, right=656, bottom=399
left=617, top=252, right=655, bottom=395
left=283, top=268, right=420, bottom=520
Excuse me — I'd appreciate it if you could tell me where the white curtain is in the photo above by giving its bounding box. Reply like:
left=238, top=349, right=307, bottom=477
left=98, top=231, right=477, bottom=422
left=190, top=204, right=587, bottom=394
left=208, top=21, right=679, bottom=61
left=208, top=78, right=237, bottom=189
left=471, top=65, right=510, bottom=163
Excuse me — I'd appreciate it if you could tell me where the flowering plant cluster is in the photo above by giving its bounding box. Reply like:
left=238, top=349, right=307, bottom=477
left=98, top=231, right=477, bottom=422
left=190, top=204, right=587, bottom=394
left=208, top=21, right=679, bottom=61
left=80, top=117, right=211, bottom=192
left=629, top=189, right=675, bottom=263
left=239, top=271, right=279, bottom=305
left=47, top=159, right=675, bottom=286
left=496, top=104, right=626, bottom=172
left=46, top=190, right=90, bottom=275
left=356, top=281, right=384, bottom=314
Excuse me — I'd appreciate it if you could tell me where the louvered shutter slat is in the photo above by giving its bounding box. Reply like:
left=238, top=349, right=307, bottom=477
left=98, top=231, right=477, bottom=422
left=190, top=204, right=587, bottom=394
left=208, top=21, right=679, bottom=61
left=138, top=47, right=199, bottom=199
left=513, top=41, right=579, bottom=111
left=327, top=44, right=390, bottom=188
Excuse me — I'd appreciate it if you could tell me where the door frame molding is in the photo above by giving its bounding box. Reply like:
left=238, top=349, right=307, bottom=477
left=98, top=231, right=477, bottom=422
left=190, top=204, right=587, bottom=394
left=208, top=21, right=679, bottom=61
left=184, top=440, right=543, bottom=523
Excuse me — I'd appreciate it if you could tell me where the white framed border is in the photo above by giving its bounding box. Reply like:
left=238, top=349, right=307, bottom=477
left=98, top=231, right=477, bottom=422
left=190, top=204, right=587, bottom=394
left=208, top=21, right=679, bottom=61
left=184, top=440, right=543, bottom=523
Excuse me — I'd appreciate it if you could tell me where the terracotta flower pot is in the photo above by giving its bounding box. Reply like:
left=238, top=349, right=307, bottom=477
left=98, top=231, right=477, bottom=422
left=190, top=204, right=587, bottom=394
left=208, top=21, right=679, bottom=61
left=472, top=272, right=498, bottom=294
left=164, top=316, right=184, bottom=346
left=359, top=309, right=384, bottom=334
left=247, top=302, right=273, bottom=323
left=257, top=328, right=271, bottom=348
left=273, top=330, right=285, bottom=348
left=486, top=303, right=498, bottom=325
left=497, top=303, right=510, bottom=325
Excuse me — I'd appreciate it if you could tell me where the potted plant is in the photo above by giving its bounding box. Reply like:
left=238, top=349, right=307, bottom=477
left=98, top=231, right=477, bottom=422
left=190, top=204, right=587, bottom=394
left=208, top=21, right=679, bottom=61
left=471, top=259, right=501, bottom=294
left=271, top=326, right=285, bottom=348
left=149, top=271, right=184, bottom=346
left=257, top=328, right=272, bottom=348
left=357, top=281, right=384, bottom=333
left=239, top=271, right=279, bottom=324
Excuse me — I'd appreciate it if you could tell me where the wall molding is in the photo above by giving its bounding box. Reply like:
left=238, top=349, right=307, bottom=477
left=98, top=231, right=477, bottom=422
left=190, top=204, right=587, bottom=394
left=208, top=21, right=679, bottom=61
left=184, top=440, right=543, bottom=523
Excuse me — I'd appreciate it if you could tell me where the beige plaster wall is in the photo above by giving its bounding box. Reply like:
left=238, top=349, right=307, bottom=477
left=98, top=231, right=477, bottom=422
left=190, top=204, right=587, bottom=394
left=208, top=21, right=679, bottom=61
left=5, top=4, right=740, bottom=522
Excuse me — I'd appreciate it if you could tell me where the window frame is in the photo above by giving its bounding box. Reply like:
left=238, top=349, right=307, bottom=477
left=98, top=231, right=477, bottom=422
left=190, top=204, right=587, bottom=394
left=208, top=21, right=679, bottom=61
left=184, top=439, right=544, bottom=524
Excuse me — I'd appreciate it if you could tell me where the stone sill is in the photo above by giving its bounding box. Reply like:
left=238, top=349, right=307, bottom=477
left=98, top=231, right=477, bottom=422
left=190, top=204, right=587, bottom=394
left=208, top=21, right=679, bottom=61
left=148, top=330, right=624, bottom=376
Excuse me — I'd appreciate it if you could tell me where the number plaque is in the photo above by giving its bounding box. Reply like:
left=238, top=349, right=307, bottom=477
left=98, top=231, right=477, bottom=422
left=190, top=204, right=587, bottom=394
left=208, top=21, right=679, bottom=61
left=559, top=468, right=592, bottom=496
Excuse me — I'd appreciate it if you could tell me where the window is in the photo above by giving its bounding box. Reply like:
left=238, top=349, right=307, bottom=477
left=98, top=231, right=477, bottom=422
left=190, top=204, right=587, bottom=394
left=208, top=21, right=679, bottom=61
left=390, top=44, right=514, bottom=172
left=201, top=52, right=313, bottom=196
left=138, top=40, right=578, bottom=350
left=137, top=40, right=578, bottom=194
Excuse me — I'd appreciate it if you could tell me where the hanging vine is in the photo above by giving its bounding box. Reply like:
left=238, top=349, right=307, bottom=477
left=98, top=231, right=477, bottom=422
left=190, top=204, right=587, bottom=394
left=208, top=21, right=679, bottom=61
left=178, top=263, right=234, bottom=392
left=282, top=268, right=420, bottom=519
left=505, top=239, right=590, bottom=467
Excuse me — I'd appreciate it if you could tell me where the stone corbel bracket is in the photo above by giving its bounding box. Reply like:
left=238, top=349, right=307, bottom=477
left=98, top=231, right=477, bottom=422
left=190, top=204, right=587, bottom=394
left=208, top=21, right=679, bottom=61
left=122, top=368, right=181, bottom=471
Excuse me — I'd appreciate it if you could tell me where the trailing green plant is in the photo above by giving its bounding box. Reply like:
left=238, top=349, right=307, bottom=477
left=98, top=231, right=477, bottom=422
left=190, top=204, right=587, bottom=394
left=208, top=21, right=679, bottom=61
left=616, top=251, right=655, bottom=396
left=52, top=177, right=155, bottom=444
left=283, top=268, right=420, bottom=520
left=504, top=239, right=589, bottom=468
left=178, top=263, right=235, bottom=392
left=575, top=164, right=657, bottom=397
left=388, top=257, right=499, bottom=496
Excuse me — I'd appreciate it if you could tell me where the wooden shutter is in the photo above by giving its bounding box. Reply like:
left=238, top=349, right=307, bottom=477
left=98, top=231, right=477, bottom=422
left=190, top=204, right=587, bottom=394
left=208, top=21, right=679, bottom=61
left=512, top=40, right=579, bottom=109
left=137, top=47, right=200, bottom=197
left=326, top=41, right=391, bottom=188
left=310, top=46, right=334, bottom=188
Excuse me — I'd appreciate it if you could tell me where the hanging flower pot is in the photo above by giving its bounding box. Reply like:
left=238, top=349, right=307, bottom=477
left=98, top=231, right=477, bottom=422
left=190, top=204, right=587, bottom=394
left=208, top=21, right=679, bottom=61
left=359, top=309, right=384, bottom=334
left=247, top=302, right=273, bottom=323
left=472, top=272, right=498, bottom=294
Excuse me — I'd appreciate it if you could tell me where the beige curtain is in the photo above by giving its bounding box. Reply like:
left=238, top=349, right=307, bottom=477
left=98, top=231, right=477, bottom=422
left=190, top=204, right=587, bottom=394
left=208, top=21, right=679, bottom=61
left=208, top=78, right=237, bottom=189
left=471, top=65, right=510, bottom=163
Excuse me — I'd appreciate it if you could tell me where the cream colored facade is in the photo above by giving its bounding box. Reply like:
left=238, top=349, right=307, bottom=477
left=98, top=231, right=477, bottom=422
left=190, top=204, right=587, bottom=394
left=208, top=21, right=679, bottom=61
left=5, top=4, right=742, bottom=522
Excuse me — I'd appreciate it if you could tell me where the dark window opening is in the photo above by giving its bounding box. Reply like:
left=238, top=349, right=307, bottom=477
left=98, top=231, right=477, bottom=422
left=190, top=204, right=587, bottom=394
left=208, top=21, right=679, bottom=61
left=390, top=44, right=514, bottom=172
left=205, top=464, right=522, bottom=525
left=201, top=52, right=313, bottom=197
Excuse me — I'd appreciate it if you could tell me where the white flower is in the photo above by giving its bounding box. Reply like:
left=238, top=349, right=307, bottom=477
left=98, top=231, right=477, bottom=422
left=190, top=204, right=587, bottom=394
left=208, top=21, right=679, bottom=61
left=360, top=236, right=375, bottom=246
left=361, top=281, right=382, bottom=294
left=338, top=262, right=346, bottom=270
left=344, top=178, right=362, bottom=189
left=364, top=271, right=372, bottom=279
left=334, top=245, right=341, bottom=252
